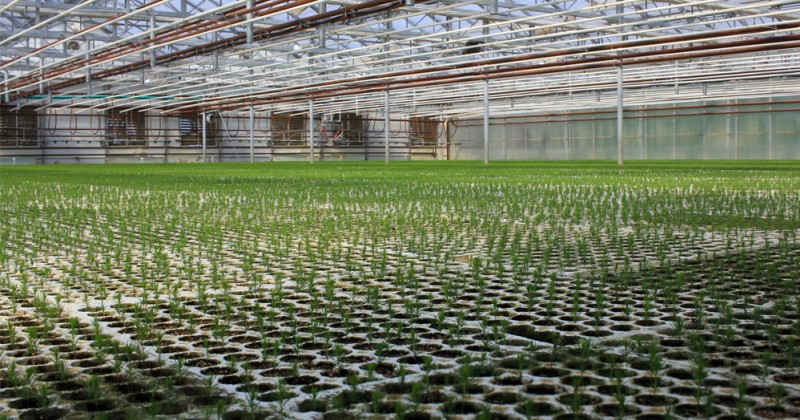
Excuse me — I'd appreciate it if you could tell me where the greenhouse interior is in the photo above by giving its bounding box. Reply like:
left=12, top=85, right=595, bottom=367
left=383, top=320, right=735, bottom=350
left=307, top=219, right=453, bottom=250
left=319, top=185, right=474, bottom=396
left=2, top=1, right=800, bottom=419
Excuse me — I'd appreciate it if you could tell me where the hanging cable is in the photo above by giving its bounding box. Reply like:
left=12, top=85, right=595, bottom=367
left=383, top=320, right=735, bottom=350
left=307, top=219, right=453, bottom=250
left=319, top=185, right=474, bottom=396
left=46, top=110, right=57, bottom=135
left=69, top=112, right=78, bottom=136
left=153, top=113, right=164, bottom=142
left=91, top=112, right=102, bottom=135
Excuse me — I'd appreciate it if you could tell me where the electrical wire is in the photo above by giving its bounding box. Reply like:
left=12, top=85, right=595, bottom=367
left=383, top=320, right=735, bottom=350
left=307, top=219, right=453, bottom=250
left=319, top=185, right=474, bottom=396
left=69, top=112, right=78, bottom=136
left=91, top=112, right=102, bottom=136
left=46, top=110, right=57, bottom=135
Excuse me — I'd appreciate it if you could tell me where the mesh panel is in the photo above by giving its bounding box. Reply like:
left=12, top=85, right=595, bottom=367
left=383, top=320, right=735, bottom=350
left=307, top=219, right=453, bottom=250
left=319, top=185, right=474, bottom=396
left=179, top=113, right=218, bottom=146
left=409, top=116, right=439, bottom=145
left=107, top=108, right=146, bottom=146
left=272, top=113, right=306, bottom=144
left=0, top=106, right=39, bottom=147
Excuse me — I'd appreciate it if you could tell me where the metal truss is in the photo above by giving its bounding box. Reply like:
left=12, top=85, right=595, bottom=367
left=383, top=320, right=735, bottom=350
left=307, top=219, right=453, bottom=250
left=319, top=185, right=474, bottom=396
left=1, top=0, right=800, bottom=118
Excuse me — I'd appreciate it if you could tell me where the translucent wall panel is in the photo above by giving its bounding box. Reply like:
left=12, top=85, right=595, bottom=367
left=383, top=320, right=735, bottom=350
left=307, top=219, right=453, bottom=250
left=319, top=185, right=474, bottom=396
left=773, top=109, right=800, bottom=159
left=450, top=97, right=800, bottom=160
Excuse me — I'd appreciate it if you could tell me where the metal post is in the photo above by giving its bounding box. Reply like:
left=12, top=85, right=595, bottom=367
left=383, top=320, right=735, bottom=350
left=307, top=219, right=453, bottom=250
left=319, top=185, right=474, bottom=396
left=266, top=109, right=272, bottom=150
left=249, top=106, right=255, bottom=163
left=702, top=101, right=707, bottom=160
left=591, top=107, right=596, bottom=160
left=523, top=121, right=528, bottom=160
left=726, top=106, right=732, bottom=159
left=565, top=112, right=570, bottom=160
left=616, top=66, right=624, bottom=165
left=643, top=114, right=648, bottom=160
left=384, top=90, right=390, bottom=163
left=39, top=61, right=44, bottom=94
left=246, top=0, right=254, bottom=44
left=768, top=98, right=773, bottom=160
left=202, top=111, right=207, bottom=163
left=638, top=110, right=644, bottom=160
left=150, top=16, right=156, bottom=68
left=672, top=104, right=677, bottom=160
left=734, top=99, right=738, bottom=160
left=309, top=99, right=315, bottom=164
left=85, top=50, right=91, bottom=94
left=2, top=70, right=9, bottom=102
left=483, top=79, right=490, bottom=165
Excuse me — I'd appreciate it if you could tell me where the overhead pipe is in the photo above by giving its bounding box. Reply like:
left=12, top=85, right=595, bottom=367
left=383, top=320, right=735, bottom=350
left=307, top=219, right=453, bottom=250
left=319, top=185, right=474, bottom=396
left=6, top=0, right=318, bottom=91
left=0, top=0, right=103, bottom=48
left=203, top=31, right=800, bottom=111
left=173, top=20, right=800, bottom=111
left=141, top=0, right=723, bottom=111
left=0, top=0, right=276, bottom=72
left=140, top=0, right=790, bottom=111
left=7, top=0, right=786, bottom=100
left=9, top=0, right=415, bottom=100
left=0, top=0, right=23, bottom=15
left=41, top=0, right=784, bottom=111
left=255, top=66, right=800, bottom=118
left=1, top=0, right=288, bottom=86
left=10, top=0, right=792, bottom=111
left=26, top=2, right=698, bottom=105
left=9, top=0, right=410, bottom=92
left=0, top=0, right=175, bottom=71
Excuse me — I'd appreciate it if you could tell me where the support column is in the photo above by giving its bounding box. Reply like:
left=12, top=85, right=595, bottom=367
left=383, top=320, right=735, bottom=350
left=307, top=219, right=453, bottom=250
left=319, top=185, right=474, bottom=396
left=246, top=0, right=254, bottom=44
left=309, top=99, right=315, bottom=164
left=725, top=106, right=732, bottom=159
left=565, top=112, right=571, bottom=160
left=85, top=50, right=92, bottom=94
left=768, top=98, right=773, bottom=160
left=702, top=101, right=707, bottom=160
left=39, top=61, right=44, bottom=94
left=2, top=71, right=9, bottom=102
left=672, top=104, right=677, bottom=160
left=202, top=111, right=207, bottom=163
left=483, top=79, right=490, bottom=165
left=734, top=99, right=739, bottom=160
left=638, top=110, right=644, bottom=160
left=150, top=16, right=157, bottom=68
left=266, top=109, right=273, bottom=146
left=616, top=66, right=624, bottom=165
left=384, top=90, right=390, bottom=164
left=591, top=107, right=596, bottom=160
left=249, top=106, right=255, bottom=163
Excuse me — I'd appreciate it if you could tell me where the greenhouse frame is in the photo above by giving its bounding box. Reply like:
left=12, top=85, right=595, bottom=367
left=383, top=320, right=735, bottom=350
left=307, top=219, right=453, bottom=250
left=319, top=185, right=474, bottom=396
left=1, top=0, right=799, bottom=163
left=2, top=2, right=800, bottom=420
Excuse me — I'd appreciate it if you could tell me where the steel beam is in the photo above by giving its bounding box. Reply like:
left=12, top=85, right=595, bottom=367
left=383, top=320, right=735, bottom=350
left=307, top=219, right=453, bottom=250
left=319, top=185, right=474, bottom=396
left=617, top=65, right=623, bottom=165
left=384, top=90, right=390, bottom=164
left=483, top=78, right=489, bottom=165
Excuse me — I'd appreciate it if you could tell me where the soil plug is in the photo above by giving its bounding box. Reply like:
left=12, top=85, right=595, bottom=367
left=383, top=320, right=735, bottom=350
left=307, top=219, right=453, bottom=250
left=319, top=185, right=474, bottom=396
left=771, top=383, right=786, bottom=408
left=371, top=390, right=384, bottom=414
left=787, top=337, right=796, bottom=371
left=759, top=351, right=772, bottom=385
left=215, top=397, right=229, bottom=420
left=36, top=384, right=51, bottom=409
left=85, top=374, right=102, bottom=403
left=569, top=376, right=584, bottom=416
left=648, top=341, right=664, bottom=391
